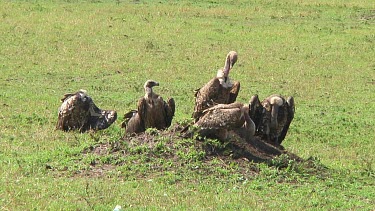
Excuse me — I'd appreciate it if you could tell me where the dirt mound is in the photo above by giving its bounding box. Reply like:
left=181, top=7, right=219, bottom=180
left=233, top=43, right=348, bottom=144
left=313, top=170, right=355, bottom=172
left=77, top=124, right=306, bottom=178
left=104, top=124, right=297, bottom=162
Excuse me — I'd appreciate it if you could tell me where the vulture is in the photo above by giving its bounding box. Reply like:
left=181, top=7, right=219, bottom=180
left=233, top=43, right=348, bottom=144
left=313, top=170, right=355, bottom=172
left=192, top=51, right=240, bottom=122
left=122, top=80, right=175, bottom=135
left=249, top=94, right=295, bottom=145
left=192, top=102, right=255, bottom=141
left=56, top=90, right=117, bottom=132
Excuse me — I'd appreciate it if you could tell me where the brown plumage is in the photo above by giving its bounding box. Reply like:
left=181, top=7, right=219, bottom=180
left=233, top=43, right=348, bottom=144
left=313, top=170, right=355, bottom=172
left=249, top=94, right=295, bottom=144
left=122, top=80, right=175, bottom=135
left=192, top=51, right=240, bottom=122
left=193, top=102, right=255, bottom=141
left=56, top=90, right=117, bottom=132
left=122, top=110, right=144, bottom=134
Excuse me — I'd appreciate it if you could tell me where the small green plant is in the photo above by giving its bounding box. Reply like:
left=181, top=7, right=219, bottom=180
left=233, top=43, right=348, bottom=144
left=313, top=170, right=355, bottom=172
left=145, top=128, right=159, bottom=136
left=270, top=154, right=295, bottom=169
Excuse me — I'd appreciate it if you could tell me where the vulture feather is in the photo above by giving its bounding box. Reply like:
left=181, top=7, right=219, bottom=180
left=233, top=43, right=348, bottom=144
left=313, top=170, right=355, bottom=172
left=193, top=102, right=255, bottom=141
left=122, top=80, right=175, bottom=135
left=249, top=94, right=295, bottom=144
left=56, top=90, right=117, bottom=132
left=192, top=51, right=240, bottom=122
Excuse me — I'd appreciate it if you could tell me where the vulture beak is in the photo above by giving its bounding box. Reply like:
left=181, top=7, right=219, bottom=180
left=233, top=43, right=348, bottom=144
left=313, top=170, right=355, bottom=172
left=224, top=76, right=228, bottom=83
left=230, top=61, right=235, bottom=69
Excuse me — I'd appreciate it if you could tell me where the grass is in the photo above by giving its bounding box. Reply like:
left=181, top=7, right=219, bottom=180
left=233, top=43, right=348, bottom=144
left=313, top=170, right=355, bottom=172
left=1, top=0, right=374, bottom=210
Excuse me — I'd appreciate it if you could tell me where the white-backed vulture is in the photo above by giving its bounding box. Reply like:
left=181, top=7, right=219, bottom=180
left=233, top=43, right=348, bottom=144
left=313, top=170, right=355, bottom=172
left=192, top=51, right=240, bottom=122
left=56, top=90, right=117, bottom=132
left=249, top=94, right=295, bottom=145
left=193, top=102, right=255, bottom=141
left=122, top=80, right=175, bottom=135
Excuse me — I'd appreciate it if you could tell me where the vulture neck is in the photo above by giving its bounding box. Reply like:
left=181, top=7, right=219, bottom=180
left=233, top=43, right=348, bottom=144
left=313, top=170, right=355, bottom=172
left=217, top=69, right=232, bottom=88
left=144, top=87, right=154, bottom=100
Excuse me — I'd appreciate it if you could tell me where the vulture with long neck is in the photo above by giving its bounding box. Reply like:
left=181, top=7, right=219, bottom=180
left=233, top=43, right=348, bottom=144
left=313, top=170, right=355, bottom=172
left=249, top=94, right=295, bottom=145
left=122, top=80, right=175, bottom=135
left=192, top=51, right=240, bottom=122
left=56, top=90, right=117, bottom=132
left=192, top=102, right=255, bottom=141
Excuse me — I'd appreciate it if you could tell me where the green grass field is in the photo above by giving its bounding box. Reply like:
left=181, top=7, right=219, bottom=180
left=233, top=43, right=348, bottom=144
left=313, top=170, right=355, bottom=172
left=1, top=0, right=374, bottom=210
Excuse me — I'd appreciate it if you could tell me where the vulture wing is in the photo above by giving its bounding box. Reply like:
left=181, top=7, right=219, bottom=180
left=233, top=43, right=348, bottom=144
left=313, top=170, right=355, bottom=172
left=277, top=96, right=295, bottom=144
left=193, top=102, right=248, bottom=141
left=164, top=97, right=175, bottom=128
left=193, top=77, right=244, bottom=122
left=195, top=102, right=244, bottom=129
left=60, top=93, right=75, bottom=102
left=123, top=97, right=147, bottom=135
left=137, top=97, right=147, bottom=125
left=124, top=112, right=144, bottom=135
left=56, top=92, right=90, bottom=131
left=248, top=94, right=264, bottom=132
left=193, top=78, right=221, bottom=121
left=228, top=81, right=240, bottom=103
left=86, top=98, right=117, bottom=130
left=121, top=110, right=137, bottom=128
left=57, top=91, right=117, bottom=132
left=88, top=109, right=117, bottom=130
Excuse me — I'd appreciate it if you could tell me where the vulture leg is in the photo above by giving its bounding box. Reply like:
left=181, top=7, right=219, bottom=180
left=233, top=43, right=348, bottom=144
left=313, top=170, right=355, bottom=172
left=277, top=96, right=295, bottom=144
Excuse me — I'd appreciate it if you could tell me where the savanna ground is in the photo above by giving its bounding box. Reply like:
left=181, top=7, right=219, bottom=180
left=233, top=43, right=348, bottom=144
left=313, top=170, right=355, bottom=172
left=1, top=0, right=374, bottom=210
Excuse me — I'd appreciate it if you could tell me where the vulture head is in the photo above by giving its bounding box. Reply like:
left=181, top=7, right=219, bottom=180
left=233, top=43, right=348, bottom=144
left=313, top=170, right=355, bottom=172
left=144, top=80, right=160, bottom=98
left=223, top=51, right=238, bottom=80
left=241, top=105, right=256, bottom=136
left=78, top=89, right=88, bottom=96
left=218, top=51, right=238, bottom=87
left=267, top=95, right=285, bottom=131
left=227, top=51, right=238, bottom=69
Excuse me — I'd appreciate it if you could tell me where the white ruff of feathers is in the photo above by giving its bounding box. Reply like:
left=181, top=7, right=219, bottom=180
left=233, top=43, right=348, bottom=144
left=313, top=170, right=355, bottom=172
left=216, top=69, right=233, bottom=88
